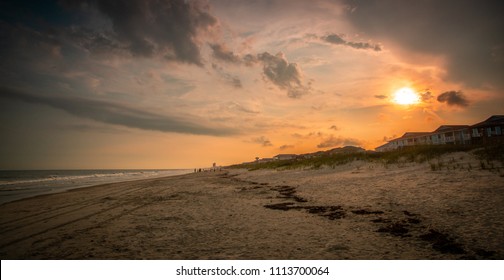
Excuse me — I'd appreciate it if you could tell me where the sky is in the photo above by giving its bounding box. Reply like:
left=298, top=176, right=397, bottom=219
left=1, top=0, right=503, bottom=169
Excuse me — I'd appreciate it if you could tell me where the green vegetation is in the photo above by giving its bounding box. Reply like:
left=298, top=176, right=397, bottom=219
left=229, top=144, right=502, bottom=171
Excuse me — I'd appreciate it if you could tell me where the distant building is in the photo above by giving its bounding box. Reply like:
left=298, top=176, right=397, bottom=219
left=257, top=158, right=274, bottom=163
left=301, top=151, right=325, bottom=159
left=273, top=154, right=297, bottom=161
left=375, top=115, right=503, bottom=151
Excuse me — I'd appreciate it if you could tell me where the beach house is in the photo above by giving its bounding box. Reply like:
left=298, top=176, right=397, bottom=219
left=470, top=115, right=504, bottom=145
left=376, top=132, right=431, bottom=152
left=375, top=115, right=503, bottom=151
left=428, top=125, right=471, bottom=145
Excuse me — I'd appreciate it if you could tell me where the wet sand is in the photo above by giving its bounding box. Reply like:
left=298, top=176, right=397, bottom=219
left=1, top=153, right=503, bottom=259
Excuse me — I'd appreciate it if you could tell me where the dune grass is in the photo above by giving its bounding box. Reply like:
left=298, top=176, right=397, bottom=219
left=473, top=144, right=504, bottom=163
left=229, top=144, right=502, bottom=171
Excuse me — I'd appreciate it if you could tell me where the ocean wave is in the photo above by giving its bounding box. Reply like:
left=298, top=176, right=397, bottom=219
left=0, top=170, right=169, bottom=186
left=0, top=169, right=191, bottom=204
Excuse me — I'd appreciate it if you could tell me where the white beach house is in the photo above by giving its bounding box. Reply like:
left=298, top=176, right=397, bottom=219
left=375, top=115, right=503, bottom=151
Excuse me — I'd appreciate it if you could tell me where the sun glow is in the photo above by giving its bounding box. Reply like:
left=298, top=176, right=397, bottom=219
left=392, top=87, right=420, bottom=105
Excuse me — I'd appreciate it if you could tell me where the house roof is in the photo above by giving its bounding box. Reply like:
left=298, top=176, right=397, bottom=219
left=383, top=132, right=431, bottom=142
left=375, top=142, right=393, bottom=150
left=401, top=132, right=431, bottom=138
left=471, top=115, right=504, bottom=127
left=433, top=125, right=470, bottom=133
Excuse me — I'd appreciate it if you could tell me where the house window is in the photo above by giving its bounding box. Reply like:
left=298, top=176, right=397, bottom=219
left=496, top=126, right=502, bottom=135
left=472, top=128, right=479, bottom=137
left=487, top=127, right=492, bottom=137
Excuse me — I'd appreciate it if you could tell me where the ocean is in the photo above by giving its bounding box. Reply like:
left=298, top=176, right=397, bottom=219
left=0, top=169, right=192, bottom=205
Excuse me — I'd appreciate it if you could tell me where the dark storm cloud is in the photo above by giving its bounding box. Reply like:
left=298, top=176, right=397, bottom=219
left=63, top=0, right=217, bottom=65
left=0, top=20, right=62, bottom=66
left=257, top=52, right=311, bottom=98
left=437, top=91, right=470, bottom=107
left=344, top=0, right=504, bottom=88
left=317, top=135, right=361, bottom=149
left=322, top=34, right=381, bottom=51
left=65, top=26, right=127, bottom=55
left=0, top=87, right=237, bottom=136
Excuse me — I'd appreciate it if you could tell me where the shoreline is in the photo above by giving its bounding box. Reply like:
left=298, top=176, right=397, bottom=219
left=0, top=169, right=193, bottom=206
left=1, top=155, right=503, bottom=259
left=0, top=171, right=194, bottom=207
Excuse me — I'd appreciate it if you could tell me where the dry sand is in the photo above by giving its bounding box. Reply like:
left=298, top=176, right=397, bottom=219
left=1, top=152, right=503, bottom=259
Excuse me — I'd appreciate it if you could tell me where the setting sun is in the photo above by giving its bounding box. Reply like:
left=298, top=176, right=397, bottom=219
left=392, top=87, right=420, bottom=105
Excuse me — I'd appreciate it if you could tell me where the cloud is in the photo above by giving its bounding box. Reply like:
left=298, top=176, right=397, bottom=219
left=257, top=52, right=311, bottom=98
left=207, top=48, right=313, bottom=97
left=374, top=95, right=387, bottom=99
left=59, top=123, right=125, bottom=134
left=66, top=26, right=127, bottom=56
left=209, top=43, right=241, bottom=63
left=226, top=101, right=259, bottom=114
left=317, top=135, right=361, bottom=148
left=0, top=21, right=62, bottom=69
left=279, top=144, right=294, bottom=150
left=251, top=136, right=273, bottom=147
left=229, top=77, right=243, bottom=88
left=437, top=90, right=470, bottom=107
left=292, top=131, right=325, bottom=139
left=65, top=0, right=218, bottom=65
left=0, top=87, right=237, bottom=136
left=419, top=90, right=434, bottom=102
left=322, top=33, right=381, bottom=51
left=211, top=63, right=243, bottom=88
left=243, top=54, right=259, bottom=66
left=344, top=0, right=504, bottom=89
left=324, top=34, right=346, bottom=45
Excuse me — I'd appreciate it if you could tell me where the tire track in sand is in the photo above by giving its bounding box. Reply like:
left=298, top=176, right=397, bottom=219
left=0, top=178, right=171, bottom=227
left=0, top=184, right=150, bottom=235
left=0, top=178, right=183, bottom=252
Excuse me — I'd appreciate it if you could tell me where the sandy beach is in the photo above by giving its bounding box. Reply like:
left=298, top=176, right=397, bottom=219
left=1, top=152, right=503, bottom=259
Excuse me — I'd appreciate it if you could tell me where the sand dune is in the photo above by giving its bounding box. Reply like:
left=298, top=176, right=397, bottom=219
left=1, top=152, right=503, bottom=259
